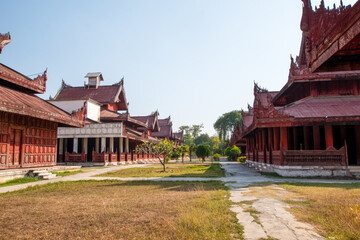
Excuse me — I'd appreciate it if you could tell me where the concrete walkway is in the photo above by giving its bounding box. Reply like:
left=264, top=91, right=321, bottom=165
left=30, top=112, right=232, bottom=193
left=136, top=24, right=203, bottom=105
left=1, top=161, right=360, bottom=239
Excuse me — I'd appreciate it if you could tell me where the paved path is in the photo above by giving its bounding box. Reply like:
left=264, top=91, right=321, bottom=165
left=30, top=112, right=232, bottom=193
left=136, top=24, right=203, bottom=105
left=1, top=161, right=360, bottom=239
left=221, top=162, right=350, bottom=240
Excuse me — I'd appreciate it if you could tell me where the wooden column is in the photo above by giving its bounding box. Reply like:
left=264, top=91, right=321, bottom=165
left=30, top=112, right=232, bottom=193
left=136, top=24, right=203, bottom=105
left=293, top=127, right=298, bottom=150
left=303, top=126, right=310, bottom=150
left=262, top=129, right=266, bottom=151
left=274, top=127, right=280, bottom=151
left=268, top=128, right=273, bottom=150
left=280, top=127, right=288, bottom=150
left=110, top=137, right=114, bottom=153
left=83, top=138, right=88, bottom=154
left=95, top=138, right=100, bottom=153
left=73, top=138, right=78, bottom=153
left=120, top=137, right=124, bottom=153
left=59, top=139, right=63, bottom=155
left=355, top=125, right=360, bottom=165
left=325, top=125, right=334, bottom=148
left=313, top=126, right=321, bottom=150
left=101, top=137, right=106, bottom=153
left=125, top=138, right=129, bottom=153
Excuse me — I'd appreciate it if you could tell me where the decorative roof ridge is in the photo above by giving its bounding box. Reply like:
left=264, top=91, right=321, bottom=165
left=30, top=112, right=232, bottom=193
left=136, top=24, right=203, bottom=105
left=0, top=63, right=47, bottom=93
left=0, top=32, right=11, bottom=54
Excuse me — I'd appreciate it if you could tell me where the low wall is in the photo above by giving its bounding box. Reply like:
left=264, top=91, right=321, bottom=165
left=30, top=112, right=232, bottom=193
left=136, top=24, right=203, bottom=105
left=245, top=160, right=350, bottom=177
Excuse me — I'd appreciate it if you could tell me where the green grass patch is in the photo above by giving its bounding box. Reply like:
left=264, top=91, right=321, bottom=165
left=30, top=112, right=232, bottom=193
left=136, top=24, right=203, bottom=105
left=52, top=170, right=83, bottom=177
left=0, top=177, right=41, bottom=188
left=96, top=163, right=225, bottom=178
left=0, top=180, right=242, bottom=239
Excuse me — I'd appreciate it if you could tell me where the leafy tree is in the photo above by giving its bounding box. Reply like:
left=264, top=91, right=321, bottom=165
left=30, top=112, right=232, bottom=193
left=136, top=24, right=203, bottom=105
left=194, top=133, right=211, bottom=146
left=213, top=148, right=223, bottom=155
left=191, top=124, right=204, bottom=138
left=224, top=145, right=241, bottom=161
left=214, top=110, right=242, bottom=142
left=177, top=145, right=189, bottom=164
left=196, top=145, right=211, bottom=162
left=188, top=143, right=196, bottom=162
left=171, top=149, right=181, bottom=160
left=211, top=136, right=221, bottom=150
left=136, top=140, right=174, bottom=172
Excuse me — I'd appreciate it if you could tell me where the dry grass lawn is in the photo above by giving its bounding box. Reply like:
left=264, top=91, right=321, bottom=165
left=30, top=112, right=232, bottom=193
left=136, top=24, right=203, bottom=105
left=96, top=163, right=225, bottom=178
left=0, top=180, right=240, bottom=240
left=244, top=182, right=360, bottom=240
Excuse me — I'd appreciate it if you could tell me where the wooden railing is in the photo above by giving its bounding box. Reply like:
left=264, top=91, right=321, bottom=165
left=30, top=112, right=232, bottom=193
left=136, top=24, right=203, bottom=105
left=283, top=146, right=346, bottom=166
left=109, top=152, right=117, bottom=163
left=93, top=151, right=109, bottom=162
left=65, top=152, right=86, bottom=162
left=119, top=153, right=126, bottom=162
left=272, top=150, right=281, bottom=165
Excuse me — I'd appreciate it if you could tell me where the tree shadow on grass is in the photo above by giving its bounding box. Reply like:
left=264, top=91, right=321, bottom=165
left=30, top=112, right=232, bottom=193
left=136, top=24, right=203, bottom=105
left=247, top=181, right=360, bottom=190
left=99, top=180, right=226, bottom=192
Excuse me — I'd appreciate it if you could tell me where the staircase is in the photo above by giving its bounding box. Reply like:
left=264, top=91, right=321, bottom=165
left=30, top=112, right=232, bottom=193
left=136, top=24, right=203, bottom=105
left=29, top=169, right=57, bottom=180
left=348, top=166, right=360, bottom=179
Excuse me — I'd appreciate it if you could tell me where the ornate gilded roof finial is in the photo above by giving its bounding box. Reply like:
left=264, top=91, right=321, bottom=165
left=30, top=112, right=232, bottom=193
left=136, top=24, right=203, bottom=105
left=340, top=0, right=344, bottom=7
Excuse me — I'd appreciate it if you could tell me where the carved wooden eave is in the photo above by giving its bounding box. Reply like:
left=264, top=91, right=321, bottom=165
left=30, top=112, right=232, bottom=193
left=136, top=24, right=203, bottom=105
left=70, top=102, right=87, bottom=127
left=0, top=32, right=11, bottom=54
left=0, top=63, right=47, bottom=94
left=300, top=0, right=360, bottom=72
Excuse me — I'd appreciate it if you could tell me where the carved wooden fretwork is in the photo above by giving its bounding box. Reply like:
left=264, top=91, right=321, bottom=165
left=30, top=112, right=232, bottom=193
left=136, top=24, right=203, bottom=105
left=0, top=32, right=11, bottom=54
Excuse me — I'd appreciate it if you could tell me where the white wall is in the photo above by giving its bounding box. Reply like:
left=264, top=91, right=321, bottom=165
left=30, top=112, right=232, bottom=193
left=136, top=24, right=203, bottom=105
left=49, top=100, right=101, bottom=122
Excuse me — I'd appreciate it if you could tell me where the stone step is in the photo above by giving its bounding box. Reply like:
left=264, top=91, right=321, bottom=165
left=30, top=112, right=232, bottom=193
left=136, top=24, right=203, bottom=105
left=42, top=174, right=57, bottom=180
left=33, top=170, right=48, bottom=174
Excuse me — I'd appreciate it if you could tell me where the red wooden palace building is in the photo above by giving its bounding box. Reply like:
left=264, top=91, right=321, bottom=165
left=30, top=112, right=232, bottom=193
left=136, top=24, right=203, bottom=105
left=49, top=74, right=164, bottom=165
left=0, top=33, right=85, bottom=170
left=238, top=0, right=360, bottom=177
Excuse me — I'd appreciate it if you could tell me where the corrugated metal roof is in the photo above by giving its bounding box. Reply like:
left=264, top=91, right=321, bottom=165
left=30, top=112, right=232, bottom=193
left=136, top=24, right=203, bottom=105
left=0, top=85, right=83, bottom=127
left=281, top=96, right=360, bottom=118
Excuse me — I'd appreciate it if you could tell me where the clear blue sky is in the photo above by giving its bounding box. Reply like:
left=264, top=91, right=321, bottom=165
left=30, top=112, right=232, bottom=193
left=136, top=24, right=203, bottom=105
left=0, top=0, right=357, bottom=136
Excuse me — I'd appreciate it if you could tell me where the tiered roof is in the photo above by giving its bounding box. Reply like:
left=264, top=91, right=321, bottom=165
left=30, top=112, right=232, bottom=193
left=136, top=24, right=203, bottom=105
left=53, top=79, right=128, bottom=111
left=0, top=33, right=85, bottom=128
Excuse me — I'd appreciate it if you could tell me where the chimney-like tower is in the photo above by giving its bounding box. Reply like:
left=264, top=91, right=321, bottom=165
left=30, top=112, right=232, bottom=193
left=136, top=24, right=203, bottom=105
left=84, top=72, right=104, bottom=89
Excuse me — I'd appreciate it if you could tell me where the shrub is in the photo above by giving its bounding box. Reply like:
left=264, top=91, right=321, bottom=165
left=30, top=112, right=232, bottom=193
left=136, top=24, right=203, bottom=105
left=213, top=153, right=221, bottom=161
left=237, top=156, right=246, bottom=163
left=196, top=145, right=211, bottom=162
left=213, top=148, right=223, bottom=155
left=225, top=145, right=241, bottom=161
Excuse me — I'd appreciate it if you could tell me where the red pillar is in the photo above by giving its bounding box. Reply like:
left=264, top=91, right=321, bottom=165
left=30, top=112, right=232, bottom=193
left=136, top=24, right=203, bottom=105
left=293, top=127, right=298, bottom=150
left=274, top=127, right=280, bottom=151
left=303, top=126, right=310, bottom=150
left=262, top=129, right=266, bottom=151
left=280, top=127, right=288, bottom=150
left=355, top=125, right=360, bottom=165
left=268, top=128, right=273, bottom=150
left=313, top=126, right=321, bottom=150
left=325, top=125, right=334, bottom=148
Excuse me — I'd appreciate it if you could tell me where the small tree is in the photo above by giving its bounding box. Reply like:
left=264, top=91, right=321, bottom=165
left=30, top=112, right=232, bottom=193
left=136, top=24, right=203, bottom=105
left=225, top=145, right=241, bottom=161
left=136, top=140, right=174, bottom=172
left=177, top=145, right=189, bottom=164
left=196, top=144, right=211, bottom=162
left=188, top=143, right=196, bottom=162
